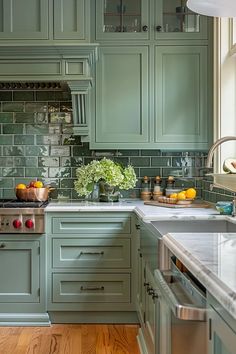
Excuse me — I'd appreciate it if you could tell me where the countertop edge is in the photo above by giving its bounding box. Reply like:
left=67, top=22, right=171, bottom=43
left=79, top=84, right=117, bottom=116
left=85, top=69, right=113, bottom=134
left=163, top=233, right=236, bottom=320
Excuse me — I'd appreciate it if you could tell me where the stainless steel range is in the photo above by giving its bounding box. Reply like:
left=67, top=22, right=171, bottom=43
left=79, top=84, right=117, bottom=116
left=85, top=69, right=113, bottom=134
left=0, top=199, right=48, bottom=233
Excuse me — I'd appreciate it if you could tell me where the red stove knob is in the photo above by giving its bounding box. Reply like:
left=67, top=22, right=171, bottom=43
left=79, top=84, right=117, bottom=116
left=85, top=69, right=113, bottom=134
left=25, top=219, right=34, bottom=229
left=13, top=219, right=22, bottom=229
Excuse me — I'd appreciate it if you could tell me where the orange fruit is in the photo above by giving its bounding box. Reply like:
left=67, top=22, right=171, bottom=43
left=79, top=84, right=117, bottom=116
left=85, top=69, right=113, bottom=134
left=16, top=183, right=27, bottom=189
left=177, top=192, right=186, bottom=200
left=185, top=188, right=197, bottom=199
left=34, top=181, right=44, bottom=188
left=169, top=193, right=178, bottom=199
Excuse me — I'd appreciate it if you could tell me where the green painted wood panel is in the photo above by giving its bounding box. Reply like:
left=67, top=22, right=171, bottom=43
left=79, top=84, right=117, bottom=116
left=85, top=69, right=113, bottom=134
left=52, top=238, right=131, bottom=268
left=209, top=307, right=236, bottom=354
left=51, top=216, right=131, bottom=234
left=94, top=46, right=149, bottom=145
left=0, top=0, right=48, bottom=39
left=53, top=0, right=88, bottom=40
left=0, top=240, right=40, bottom=303
left=0, top=60, right=61, bottom=76
left=154, top=45, right=209, bottom=149
left=52, top=273, right=131, bottom=303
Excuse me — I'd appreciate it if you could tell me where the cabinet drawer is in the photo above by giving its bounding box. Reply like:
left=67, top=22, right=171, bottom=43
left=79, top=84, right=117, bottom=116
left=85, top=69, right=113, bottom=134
left=52, top=273, right=130, bottom=303
left=51, top=217, right=131, bottom=235
left=52, top=238, right=131, bottom=268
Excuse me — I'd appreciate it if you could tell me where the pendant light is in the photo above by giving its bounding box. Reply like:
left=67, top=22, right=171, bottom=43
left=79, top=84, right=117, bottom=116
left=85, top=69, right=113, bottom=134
left=186, top=0, right=236, bottom=17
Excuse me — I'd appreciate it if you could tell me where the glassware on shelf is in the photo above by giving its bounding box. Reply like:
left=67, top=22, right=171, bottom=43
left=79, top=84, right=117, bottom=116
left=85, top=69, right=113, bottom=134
left=103, top=0, right=142, bottom=33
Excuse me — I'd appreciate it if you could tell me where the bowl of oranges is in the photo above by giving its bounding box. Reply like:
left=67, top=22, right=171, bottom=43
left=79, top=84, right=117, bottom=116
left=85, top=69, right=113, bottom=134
left=169, top=188, right=197, bottom=205
left=15, top=181, right=54, bottom=202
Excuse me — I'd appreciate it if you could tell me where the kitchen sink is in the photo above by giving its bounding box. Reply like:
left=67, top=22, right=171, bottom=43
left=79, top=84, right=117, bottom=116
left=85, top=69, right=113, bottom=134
left=151, top=219, right=236, bottom=236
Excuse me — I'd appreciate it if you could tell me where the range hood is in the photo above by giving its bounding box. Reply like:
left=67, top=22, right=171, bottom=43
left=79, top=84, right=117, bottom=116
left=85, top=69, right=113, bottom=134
left=0, top=44, right=99, bottom=136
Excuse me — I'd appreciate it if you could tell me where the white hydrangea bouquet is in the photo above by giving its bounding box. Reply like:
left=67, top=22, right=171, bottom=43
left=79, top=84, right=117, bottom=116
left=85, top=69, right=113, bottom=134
left=74, top=158, right=137, bottom=201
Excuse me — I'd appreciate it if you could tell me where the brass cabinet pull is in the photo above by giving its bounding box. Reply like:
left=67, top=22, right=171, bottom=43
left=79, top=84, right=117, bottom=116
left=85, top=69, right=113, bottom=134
left=0, top=243, right=6, bottom=249
left=79, top=251, right=104, bottom=256
left=80, top=286, right=105, bottom=291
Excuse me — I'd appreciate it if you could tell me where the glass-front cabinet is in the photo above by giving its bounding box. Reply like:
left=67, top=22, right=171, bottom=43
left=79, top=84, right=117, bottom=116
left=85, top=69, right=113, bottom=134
left=155, top=0, right=208, bottom=39
left=95, top=0, right=208, bottom=41
left=96, top=0, right=149, bottom=40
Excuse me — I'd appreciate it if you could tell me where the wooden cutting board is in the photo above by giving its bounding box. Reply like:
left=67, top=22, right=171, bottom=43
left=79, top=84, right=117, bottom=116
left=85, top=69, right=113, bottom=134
left=144, top=200, right=211, bottom=208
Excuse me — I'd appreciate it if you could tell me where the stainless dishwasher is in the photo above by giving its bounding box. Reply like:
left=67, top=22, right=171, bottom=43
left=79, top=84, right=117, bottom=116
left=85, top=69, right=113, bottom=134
left=154, top=261, right=207, bottom=354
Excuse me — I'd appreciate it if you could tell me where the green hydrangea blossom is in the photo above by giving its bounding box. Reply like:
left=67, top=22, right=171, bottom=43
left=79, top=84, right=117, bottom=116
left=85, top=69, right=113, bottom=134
left=74, top=158, right=137, bottom=197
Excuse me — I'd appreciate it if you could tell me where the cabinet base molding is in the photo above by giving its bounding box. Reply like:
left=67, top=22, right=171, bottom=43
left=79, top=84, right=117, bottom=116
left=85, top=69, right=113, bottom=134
left=0, top=313, right=50, bottom=326
left=49, top=311, right=139, bottom=324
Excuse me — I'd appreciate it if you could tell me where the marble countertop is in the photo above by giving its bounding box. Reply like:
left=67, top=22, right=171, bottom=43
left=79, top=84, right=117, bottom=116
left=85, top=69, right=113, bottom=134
left=163, top=232, right=236, bottom=319
left=46, top=199, right=223, bottom=221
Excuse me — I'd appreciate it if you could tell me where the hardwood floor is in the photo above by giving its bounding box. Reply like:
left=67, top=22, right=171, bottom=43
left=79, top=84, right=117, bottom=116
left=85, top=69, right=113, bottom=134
left=0, top=324, right=140, bottom=354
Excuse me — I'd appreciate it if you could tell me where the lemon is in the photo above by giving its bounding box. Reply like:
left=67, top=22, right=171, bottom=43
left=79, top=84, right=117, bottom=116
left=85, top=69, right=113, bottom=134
left=16, top=183, right=27, bottom=189
left=34, top=181, right=44, bottom=188
left=177, top=192, right=186, bottom=200
left=185, top=188, right=197, bottom=199
left=169, top=193, right=178, bottom=199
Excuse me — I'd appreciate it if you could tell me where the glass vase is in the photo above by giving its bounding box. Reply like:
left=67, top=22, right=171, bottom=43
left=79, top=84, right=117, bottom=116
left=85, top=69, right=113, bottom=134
left=99, top=181, right=120, bottom=202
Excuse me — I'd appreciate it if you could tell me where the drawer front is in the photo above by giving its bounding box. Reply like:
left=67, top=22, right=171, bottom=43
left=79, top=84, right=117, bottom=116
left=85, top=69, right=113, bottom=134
left=51, top=217, right=131, bottom=235
left=52, top=238, right=131, bottom=268
left=52, top=273, right=130, bottom=303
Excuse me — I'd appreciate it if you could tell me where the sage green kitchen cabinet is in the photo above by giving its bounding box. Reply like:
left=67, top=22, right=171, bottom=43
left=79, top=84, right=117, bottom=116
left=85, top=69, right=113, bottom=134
left=53, top=0, right=89, bottom=40
left=91, top=45, right=150, bottom=148
left=154, top=0, right=208, bottom=40
left=95, top=0, right=207, bottom=41
left=46, top=212, right=138, bottom=324
left=0, top=0, right=89, bottom=42
left=154, top=45, right=210, bottom=150
left=91, top=0, right=212, bottom=150
left=0, top=234, right=49, bottom=326
left=0, top=0, right=48, bottom=40
left=208, top=294, right=236, bottom=354
left=95, top=0, right=150, bottom=41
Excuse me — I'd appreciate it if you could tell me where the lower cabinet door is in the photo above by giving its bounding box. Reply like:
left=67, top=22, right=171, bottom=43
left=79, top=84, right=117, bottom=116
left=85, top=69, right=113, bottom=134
left=0, top=240, right=40, bottom=303
left=52, top=273, right=130, bottom=303
left=209, top=307, right=236, bottom=354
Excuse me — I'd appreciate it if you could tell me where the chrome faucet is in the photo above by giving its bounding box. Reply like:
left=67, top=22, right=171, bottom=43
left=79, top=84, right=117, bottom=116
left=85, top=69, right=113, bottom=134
left=232, top=196, right=236, bottom=217
left=206, top=136, right=236, bottom=216
left=206, top=136, right=236, bottom=168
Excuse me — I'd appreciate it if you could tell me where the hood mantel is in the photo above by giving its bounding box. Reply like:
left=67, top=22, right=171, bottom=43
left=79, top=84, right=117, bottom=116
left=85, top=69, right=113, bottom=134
left=0, top=44, right=99, bottom=137
left=0, top=44, right=99, bottom=81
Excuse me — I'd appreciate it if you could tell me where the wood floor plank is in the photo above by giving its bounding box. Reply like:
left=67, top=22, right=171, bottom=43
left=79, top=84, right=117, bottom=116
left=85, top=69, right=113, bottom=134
left=0, top=324, right=140, bottom=354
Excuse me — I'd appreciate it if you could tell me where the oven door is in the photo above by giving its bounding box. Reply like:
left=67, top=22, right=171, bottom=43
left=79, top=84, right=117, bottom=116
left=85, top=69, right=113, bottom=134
left=155, top=267, right=207, bottom=354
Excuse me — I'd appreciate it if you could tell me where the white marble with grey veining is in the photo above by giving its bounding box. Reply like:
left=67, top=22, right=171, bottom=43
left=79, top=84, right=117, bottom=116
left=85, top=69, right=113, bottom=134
left=163, top=232, right=236, bottom=319
left=46, top=199, right=231, bottom=222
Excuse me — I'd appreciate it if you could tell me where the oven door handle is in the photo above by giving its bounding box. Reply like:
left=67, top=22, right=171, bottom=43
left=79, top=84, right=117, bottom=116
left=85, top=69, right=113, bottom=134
left=155, top=269, right=206, bottom=321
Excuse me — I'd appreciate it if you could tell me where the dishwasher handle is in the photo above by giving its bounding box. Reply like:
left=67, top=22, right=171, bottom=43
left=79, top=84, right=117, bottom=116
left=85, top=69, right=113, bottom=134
left=155, top=269, right=206, bottom=322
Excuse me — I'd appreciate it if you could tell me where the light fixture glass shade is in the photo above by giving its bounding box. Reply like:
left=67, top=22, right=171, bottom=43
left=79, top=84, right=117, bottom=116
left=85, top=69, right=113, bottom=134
left=186, top=0, right=236, bottom=17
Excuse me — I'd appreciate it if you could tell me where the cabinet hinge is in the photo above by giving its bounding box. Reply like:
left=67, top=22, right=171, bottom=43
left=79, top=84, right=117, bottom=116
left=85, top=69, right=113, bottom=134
left=38, top=288, right=40, bottom=297
left=38, top=246, right=40, bottom=255
left=144, top=311, right=146, bottom=323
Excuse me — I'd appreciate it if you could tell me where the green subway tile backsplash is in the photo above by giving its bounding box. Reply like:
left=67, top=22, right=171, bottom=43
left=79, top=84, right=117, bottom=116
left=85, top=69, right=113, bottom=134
left=0, top=87, right=228, bottom=201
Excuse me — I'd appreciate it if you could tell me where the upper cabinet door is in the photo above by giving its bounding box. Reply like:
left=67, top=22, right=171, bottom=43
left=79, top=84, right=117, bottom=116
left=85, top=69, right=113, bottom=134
left=53, top=0, right=88, bottom=40
left=154, top=46, right=210, bottom=150
left=0, top=0, right=48, bottom=39
left=154, top=0, right=208, bottom=40
left=92, top=46, right=149, bottom=148
left=96, top=0, right=150, bottom=40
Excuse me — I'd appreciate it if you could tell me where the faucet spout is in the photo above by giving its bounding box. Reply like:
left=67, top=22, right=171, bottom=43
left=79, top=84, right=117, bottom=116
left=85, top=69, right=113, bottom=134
left=206, top=136, right=236, bottom=168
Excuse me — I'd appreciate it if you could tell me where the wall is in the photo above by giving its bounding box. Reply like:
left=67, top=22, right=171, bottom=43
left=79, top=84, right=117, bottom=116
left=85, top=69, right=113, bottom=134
left=0, top=87, right=232, bottom=201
